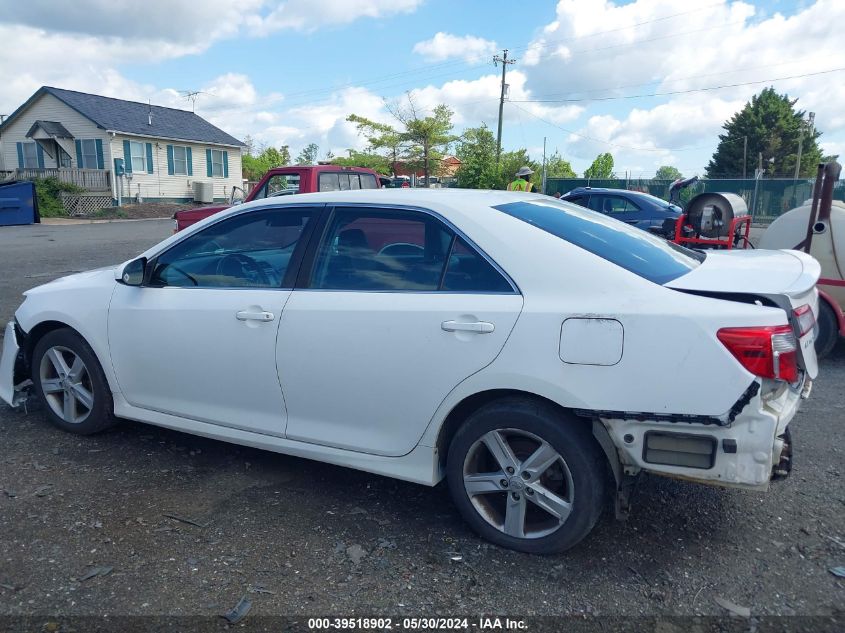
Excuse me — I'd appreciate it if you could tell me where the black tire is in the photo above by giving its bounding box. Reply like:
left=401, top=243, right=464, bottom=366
left=31, top=328, right=115, bottom=435
left=446, top=398, right=607, bottom=554
left=815, top=300, right=840, bottom=359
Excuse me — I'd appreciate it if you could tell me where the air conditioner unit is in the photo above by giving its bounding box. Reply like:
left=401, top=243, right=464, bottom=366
left=192, top=181, right=214, bottom=203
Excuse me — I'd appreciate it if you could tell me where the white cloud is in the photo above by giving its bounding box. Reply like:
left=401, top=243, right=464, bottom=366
left=409, top=71, right=582, bottom=128
left=3, top=0, right=261, bottom=44
left=246, top=0, right=425, bottom=35
left=413, top=32, right=496, bottom=63
left=3, top=0, right=423, bottom=42
left=518, top=0, right=845, bottom=172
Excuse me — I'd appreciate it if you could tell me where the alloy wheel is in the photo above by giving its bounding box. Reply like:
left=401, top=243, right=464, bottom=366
left=463, top=428, right=574, bottom=539
left=39, top=345, right=94, bottom=425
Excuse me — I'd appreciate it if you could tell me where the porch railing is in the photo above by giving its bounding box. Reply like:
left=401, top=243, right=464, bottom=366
left=3, top=168, right=111, bottom=192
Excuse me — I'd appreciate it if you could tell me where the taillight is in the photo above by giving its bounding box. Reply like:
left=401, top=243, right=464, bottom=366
left=717, top=325, right=798, bottom=383
left=793, top=304, right=815, bottom=338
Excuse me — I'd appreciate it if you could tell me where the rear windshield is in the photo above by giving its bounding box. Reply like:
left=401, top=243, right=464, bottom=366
left=493, top=199, right=703, bottom=284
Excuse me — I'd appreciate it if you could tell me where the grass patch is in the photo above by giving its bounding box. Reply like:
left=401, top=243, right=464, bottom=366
left=33, top=177, right=85, bottom=218
left=91, top=208, right=129, bottom=219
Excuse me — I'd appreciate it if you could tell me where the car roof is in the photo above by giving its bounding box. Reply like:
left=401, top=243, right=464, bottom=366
left=242, top=187, right=538, bottom=210
left=566, top=187, right=639, bottom=195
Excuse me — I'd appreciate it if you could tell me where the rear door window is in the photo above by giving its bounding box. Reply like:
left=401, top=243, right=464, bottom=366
left=309, top=207, right=515, bottom=293
left=442, top=237, right=514, bottom=293
left=493, top=199, right=703, bottom=284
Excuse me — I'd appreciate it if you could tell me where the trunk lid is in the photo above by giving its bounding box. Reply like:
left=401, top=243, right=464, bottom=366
left=666, top=249, right=821, bottom=378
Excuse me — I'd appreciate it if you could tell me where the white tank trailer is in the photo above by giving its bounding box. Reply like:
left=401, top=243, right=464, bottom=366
left=759, top=162, right=845, bottom=357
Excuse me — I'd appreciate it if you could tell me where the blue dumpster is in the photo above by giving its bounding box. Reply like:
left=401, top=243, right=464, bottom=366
left=0, top=181, right=40, bottom=226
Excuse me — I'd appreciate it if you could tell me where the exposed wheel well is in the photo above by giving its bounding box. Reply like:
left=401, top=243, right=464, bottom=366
left=435, top=389, right=594, bottom=470
left=21, top=321, right=90, bottom=377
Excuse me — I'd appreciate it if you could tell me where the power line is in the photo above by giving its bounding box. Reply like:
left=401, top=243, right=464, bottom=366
left=508, top=102, right=707, bottom=153
left=510, top=67, right=845, bottom=104
left=271, top=6, right=734, bottom=108
left=519, top=56, right=831, bottom=101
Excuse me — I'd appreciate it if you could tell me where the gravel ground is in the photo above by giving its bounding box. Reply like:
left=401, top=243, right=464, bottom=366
left=0, top=221, right=842, bottom=628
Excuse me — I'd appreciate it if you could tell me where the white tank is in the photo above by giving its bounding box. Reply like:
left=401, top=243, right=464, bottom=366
left=759, top=198, right=845, bottom=305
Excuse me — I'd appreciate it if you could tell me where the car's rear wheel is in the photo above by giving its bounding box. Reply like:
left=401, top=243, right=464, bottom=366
left=814, top=300, right=839, bottom=359
left=31, top=328, right=115, bottom=435
left=446, top=398, right=607, bottom=554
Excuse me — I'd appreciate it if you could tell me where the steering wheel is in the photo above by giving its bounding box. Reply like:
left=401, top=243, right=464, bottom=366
left=215, top=253, right=270, bottom=286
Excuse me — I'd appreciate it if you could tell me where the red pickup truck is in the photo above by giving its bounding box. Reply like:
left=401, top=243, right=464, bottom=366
left=173, top=165, right=382, bottom=232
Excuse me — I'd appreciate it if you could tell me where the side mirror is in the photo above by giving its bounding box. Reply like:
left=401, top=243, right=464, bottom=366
left=118, top=257, right=147, bottom=286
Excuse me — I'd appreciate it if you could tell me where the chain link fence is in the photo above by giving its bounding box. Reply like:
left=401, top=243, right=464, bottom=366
left=544, top=177, right=845, bottom=224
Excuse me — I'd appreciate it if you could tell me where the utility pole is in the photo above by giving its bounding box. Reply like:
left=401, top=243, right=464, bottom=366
left=794, top=112, right=815, bottom=180
left=493, top=49, right=516, bottom=164
left=541, top=137, right=547, bottom=194
left=742, top=135, right=747, bottom=179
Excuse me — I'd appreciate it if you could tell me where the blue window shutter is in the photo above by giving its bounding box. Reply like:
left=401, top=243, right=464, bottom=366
left=145, top=143, right=153, bottom=174
left=123, top=140, right=132, bottom=173
left=206, top=149, right=213, bottom=177
left=95, top=139, right=104, bottom=169
left=36, top=144, right=45, bottom=168
left=166, top=145, right=174, bottom=175
left=223, top=151, right=229, bottom=178
left=16, top=142, right=24, bottom=168
left=76, top=140, right=83, bottom=167
left=186, top=147, right=193, bottom=176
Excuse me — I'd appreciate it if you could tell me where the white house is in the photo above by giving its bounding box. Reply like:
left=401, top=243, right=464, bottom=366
left=0, top=86, right=245, bottom=204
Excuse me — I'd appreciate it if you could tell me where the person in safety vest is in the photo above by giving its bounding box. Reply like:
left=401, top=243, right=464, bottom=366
left=507, top=166, right=534, bottom=191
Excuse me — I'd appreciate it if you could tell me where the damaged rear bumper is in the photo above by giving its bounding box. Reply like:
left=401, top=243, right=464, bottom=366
left=598, top=375, right=808, bottom=491
left=0, top=321, right=30, bottom=408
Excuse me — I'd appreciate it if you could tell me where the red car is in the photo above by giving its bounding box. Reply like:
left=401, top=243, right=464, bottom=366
left=174, top=165, right=381, bottom=232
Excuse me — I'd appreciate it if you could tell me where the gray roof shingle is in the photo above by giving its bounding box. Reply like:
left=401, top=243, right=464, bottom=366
left=26, top=120, right=74, bottom=139
left=4, top=86, right=244, bottom=147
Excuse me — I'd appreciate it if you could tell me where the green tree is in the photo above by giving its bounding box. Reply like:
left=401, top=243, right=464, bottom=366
left=243, top=134, right=255, bottom=157
left=241, top=145, right=292, bottom=181
left=296, top=143, right=319, bottom=165
left=347, top=114, right=405, bottom=175
left=455, top=124, right=499, bottom=189
left=497, top=149, right=541, bottom=191
left=545, top=151, right=576, bottom=179
left=706, top=87, right=823, bottom=178
left=332, top=150, right=391, bottom=174
left=655, top=165, right=683, bottom=181
left=278, top=145, right=291, bottom=165
left=349, top=94, right=456, bottom=186
left=584, top=152, right=615, bottom=179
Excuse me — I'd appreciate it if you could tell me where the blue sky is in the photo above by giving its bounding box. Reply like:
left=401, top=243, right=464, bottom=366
left=2, top=0, right=841, bottom=177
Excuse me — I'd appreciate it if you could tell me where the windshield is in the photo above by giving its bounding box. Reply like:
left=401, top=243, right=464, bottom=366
left=493, top=199, right=704, bottom=284
left=634, top=191, right=682, bottom=211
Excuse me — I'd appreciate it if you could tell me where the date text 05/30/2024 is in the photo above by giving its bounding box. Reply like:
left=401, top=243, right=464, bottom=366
left=307, top=617, right=527, bottom=630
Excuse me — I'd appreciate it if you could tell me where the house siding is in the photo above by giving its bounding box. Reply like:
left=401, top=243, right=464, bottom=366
left=0, top=93, right=110, bottom=172
left=0, top=91, right=243, bottom=203
left=109, top=134, right=243, bottom=203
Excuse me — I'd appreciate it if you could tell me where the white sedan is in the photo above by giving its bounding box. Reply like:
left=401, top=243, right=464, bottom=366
left=0, top=190, right=820, bottom=553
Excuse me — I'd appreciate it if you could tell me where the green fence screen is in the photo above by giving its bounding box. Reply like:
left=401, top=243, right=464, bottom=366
left=544, top=177, right=845, bottom=224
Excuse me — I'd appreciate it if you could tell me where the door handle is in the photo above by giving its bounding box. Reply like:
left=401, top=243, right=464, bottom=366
left=441, top=320, right=495, bottom=334
left=236, top=310, right=275, bottom=322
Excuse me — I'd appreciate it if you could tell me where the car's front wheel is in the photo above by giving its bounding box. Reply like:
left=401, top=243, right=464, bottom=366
left=446, top=398, right=607, bottom=554
left=31, top=328, right=115, bottom=435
